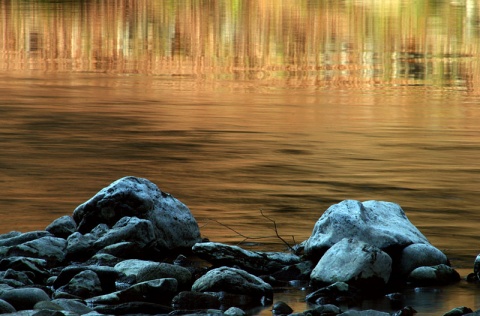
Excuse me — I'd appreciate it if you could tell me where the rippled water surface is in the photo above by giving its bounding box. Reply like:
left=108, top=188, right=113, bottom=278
left=2, top=1, right=480, bottom=314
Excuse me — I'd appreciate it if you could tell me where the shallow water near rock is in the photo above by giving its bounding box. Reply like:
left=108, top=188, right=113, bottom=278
left=1, top=1, right=480, bottom=314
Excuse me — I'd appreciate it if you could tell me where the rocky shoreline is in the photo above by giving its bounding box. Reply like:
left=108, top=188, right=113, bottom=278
left=0, top=176, right=478, bottom=315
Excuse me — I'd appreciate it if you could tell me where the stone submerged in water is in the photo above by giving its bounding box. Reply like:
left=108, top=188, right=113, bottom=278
left=0, top=179, right=471, bottom=315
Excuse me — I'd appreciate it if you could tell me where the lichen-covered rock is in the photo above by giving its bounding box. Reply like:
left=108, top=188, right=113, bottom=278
left=310, top=238, right=392, bottom=290
left=72, top=176, right=201, bottom=250
left=304, top=200, right=430, bottom=258
left=192, top=242, right=301, bottom=274
left=192, top=266, right=273, bottom=300
left=46, top=216, right=77, bottom=239
left=399, top=243, right=448, bottom=276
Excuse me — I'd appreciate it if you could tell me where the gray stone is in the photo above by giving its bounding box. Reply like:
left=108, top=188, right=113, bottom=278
left=0, top=257, right=48, bottom=284
left=192, top=242, right=301, bottom=274
left=50, top=298, right=92, bottom=314
left=310, top=238, right=392, bottom=289
left=45, top=216, right=77, bottom=239
left=0, top=298, right=16, bottom=313
left=339, top=310, right=390, bottom=316
left=0, top=287, right=50, bottom=310
left=54, top=270, right=102, bottom=299
left=93, top=301, right=172, bottom=315
left=192, top=266, right=273, bottom=299
left=136, top=262, right=192, bottom=289
left=171, top=291, right=221, bottom=310
left=6, top=237, right=67, bottom=266
left=443, top=306, right=474, bottom=316
left=0, top=231, right=52, bottom=248
left=72, top=176, right=201, bottom=250
left=65, top=224, right=109, bottom=261
left=87, top=278, right=177, bottom=305
left=272, top=301, right=293, bottom=315
left=93, top=216, right=156, bottom=250
left=53, top=265, right=119, bottom=294
left=224, top=307, right=246, bottom=316
left=0, top=269, right=33, bottom=286
left=114, top=259, right=158, bottom=277
left=304, top=200, right=430, bottom=258
left=399, top=243, right=448, bottom=276
left=408, top=264, right=460, bottom=286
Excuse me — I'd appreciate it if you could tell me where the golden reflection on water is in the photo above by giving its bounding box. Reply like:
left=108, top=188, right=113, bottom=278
left=1, top=1, right=480, bottom=314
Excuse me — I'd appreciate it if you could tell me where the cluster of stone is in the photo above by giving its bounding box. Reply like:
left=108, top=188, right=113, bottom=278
left=0, top=176, right=474, bottom=316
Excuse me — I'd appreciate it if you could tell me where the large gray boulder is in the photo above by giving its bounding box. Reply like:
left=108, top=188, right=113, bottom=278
left=72, top=176, right=201, bottom=250
left=192, top=266, right=273, bottom=300
left=304, top=200, right=430, bottom=258
left=310, top=238, right=392, bottom=289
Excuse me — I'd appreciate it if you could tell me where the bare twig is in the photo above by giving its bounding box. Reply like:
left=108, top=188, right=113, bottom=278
left=260, top=209, right=295, bottom=252
left=205, top=218, right=271, bottom=245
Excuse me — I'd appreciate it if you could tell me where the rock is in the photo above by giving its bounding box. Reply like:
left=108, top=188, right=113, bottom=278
left=0, top=269, right=34, bottom=286
left=272, top=301, right=293, bottom=315
left=306, top=281, right=353, bottom=305
left=45, top=216, right=77, bottom=239
left=0, top=257, right=49, bottom=284
left=136, top=262, right=192, bottom=289
left=474, top=254, right=480, bottom=280
left=270, top=261, right=314, bottom=281
left=392, top=305, right=417, bottom=316
left=93, top=216, right=157, bottom=251
left=407, top=264, right=460, bottom=286
left=443, top=306, right=474, bottom=316
left=53, top=265, right=119, bottom=294
left=84, top=253, right=122, bottom=267
left=72, top=176, right=201, bottom=250
left=97, top=241, right=146, bottom=259
left=41, top=299, right=93, bottom=314
left=339, top=310, right=390, bottom=316
left=0, top=298, right=16, bottom=313
left=114, top=259, right=158, bottom=277
left=87, top=278, right=178, bottom=305
left=171, top=291, right=221, bottom=310
left=0, top=231, right=52, bottom=248
left=304, top=200, right=430, bottom=259
left=399, top=243, right=448, bottom=276
left=6, top=237, right=67, bottom=266
left=65, top=224, right=109, bottom=261
left=93, top=301, right=172, bottom=315
left=0, top=287, right=50, bottom=310
left=54, top=270, right=103, bottom=299
left=224, top=306, right=246, bottom=316
left=310, top=238, right=392, bottom=290
left=192, top=242, right=301, bottom=274
left=192, top=266, right=273, bottom=300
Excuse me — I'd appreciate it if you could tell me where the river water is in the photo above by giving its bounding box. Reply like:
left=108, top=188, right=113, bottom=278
left=1, top=1, right=480, bottom=314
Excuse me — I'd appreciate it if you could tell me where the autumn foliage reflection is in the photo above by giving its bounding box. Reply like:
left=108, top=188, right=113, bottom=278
left=1, top=0, right=479, bottom=91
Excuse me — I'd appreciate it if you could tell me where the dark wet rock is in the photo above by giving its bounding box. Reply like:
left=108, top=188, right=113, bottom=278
left=339, top=310, right=390, bottom=316
left=0, top=231, right=52, bottom=248
left=94, top=301, right=173, bottom=315
left=45, top=216, right=76, bottom=239
left=443, top=306, right=474, bottom=316
left=292, top=304, right=342, bottom=316
left=53, top=265, right=119, bottom=294
left=310, top=238, right=392, bottom=290
left=6, top=237, right=67, bottom=267
left=474, top=254, right=480, bottom=280
left=84, top=253, right=122, bottom=267
left=136, top=262, right=192, bottom=289
left=87, top=278, right=178, bottom=305
left=192, top=242, right=301, bottom=274
left=306, top=281, right=351, bottom=303
left=192, top=266, right=273, bottom=300
left=0, top=269, right=34, bottom=287
left=49, top=298, right=92, bottom=314
left=93, top=216, right=157, bottom=250
left=304, top=200, right=430, bottom=259
left=0, top=287, right=50, bottom=310
left=0, top=257, right=49, bottom=284
left=224, top=306, right=246, bottom=316
left=114, top=258, right=160, bottom=277
left=399, top=243, right=448, bottom=276
left=171, top=291, right=221, bottom=310
left=272, top=301, right=293, bottom=315
left=270, top=260, right=314, bottom=281
left=97, top=241, right=147, bottom=259
left=72, top=176, right=201, bottom=250
left=54, top=270, right=102, bottom=299
left=392, top=305, right=417, bottom=316
left=0, top=298, right=16, bottom=313
left=407, top=264, right=460, bottom=286
left=65, top=224, right=109, bottom=262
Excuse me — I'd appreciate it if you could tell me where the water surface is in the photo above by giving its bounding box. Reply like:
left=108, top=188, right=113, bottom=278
left=1, top=1, right=480, bottom=314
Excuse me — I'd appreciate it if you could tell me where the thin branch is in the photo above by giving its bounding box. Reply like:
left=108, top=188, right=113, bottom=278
left=260, top=209, right=295, bottom=252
